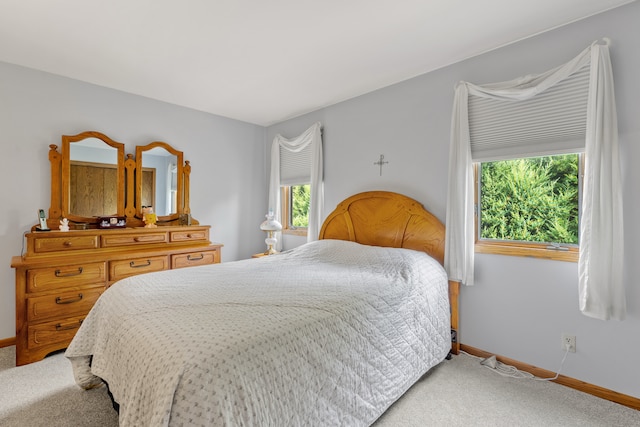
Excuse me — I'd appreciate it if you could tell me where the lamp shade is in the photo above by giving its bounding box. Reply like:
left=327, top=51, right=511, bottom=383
left=260, top=211, right=282, bottom=232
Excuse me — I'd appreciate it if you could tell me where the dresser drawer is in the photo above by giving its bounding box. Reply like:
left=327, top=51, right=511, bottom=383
left=170, top=229, right=209, bottom=243
left=26, top=262, right=106, bottom=293
left=33, top=235, right=99, bottom=253
left=171, top=250, right=219, bottom=269
left=109, top=255, right=169, bottom=281
left=27, top=315, right=85, bottom=350
left=101, top=232, right=168, bottom=248
left=27, top=287, right=103, bottom=323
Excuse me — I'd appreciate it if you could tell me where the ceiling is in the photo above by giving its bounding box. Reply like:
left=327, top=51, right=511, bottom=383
left=0, top=0, right=633, bottom=126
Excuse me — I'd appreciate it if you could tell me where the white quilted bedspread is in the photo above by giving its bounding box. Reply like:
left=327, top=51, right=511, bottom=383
left=66, top=239, right=451, bottom=427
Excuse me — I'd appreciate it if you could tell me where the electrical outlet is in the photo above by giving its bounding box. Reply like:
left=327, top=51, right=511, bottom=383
left=562, top=334, right=576, bottom=353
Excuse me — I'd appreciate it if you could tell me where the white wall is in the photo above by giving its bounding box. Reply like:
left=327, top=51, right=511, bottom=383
left=0, top=63, right=268, bottom=342
left=267, top=2, right=640, bottom=399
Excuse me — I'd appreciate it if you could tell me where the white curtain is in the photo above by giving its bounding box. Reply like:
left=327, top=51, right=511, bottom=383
left=444, top=40, right=625, bottom=320
left=579, top=43, right=625, bottom=320
left=268, top=122, right=323, bottom=249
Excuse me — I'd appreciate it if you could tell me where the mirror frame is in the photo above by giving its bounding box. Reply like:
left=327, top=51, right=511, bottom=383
left=60, top=131, right=125, bottom=224
left=135, top=141, right=184, bottom=222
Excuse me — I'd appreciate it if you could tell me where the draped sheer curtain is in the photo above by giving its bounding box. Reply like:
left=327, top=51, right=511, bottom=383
left=444, top=39, right=625, bottom=320
left=268, top=122, right=323, bottom=250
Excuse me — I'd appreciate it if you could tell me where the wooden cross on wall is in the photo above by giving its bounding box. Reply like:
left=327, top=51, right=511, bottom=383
left=374, top=154, right=388, bottom=176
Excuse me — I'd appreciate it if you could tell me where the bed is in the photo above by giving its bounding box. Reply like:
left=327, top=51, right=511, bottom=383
left=66, top=190, right=459, bottom=426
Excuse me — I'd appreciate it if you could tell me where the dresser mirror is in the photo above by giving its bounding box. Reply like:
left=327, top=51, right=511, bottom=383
left=135, top=142, right=184, bottom=221
left=47, top=131, right=194, bottom=228
left=61, top=131, right=125, bottom=223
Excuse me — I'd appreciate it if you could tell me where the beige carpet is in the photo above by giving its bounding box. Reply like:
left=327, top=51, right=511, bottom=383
left=1, top=346, right=639, bottom=426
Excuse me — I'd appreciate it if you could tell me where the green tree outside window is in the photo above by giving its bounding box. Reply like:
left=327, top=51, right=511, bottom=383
left=290, top=184, right=310, bottom=228
left=479, top=154, right=579, bottom=245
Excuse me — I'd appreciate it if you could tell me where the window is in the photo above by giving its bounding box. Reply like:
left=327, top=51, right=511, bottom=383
left=269, top=122, right=322, bottom=243
left=281, top=184, right=310, bottom=236
left=464, top=62, right=591, bottom=263
left=475, top=153, right=582, bottom=262
left=445, top=41, right=623, bottom=310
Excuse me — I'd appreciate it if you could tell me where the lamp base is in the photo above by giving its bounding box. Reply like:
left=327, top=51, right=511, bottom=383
left=264, top=232, right=279, bottom=255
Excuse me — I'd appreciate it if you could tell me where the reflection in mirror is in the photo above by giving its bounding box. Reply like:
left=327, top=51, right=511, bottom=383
left=69, top=138, right=119, bottom=217
left=61, top=131, right=125, bottom=224
left=140, top=147, right=178, bottom=217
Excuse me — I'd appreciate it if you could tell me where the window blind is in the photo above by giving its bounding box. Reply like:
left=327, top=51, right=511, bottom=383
left=468, top=64, right=590, bottom=162
left=279, top=142, right=312, bottom=185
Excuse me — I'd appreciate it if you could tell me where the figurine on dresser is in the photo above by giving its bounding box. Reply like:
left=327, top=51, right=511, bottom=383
left=59, top=218, right=70, bottom=231
left=142, top=206, right=157, bottom=228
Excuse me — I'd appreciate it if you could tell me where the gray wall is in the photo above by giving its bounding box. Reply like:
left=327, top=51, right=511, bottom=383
left=268, top=2, right=640, bottom=400
left=0, top=63, right=268, bottom=341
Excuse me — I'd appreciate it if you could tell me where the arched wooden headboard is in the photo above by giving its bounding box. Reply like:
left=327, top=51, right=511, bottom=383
left=319, top=191, right=445, bottom=265
left=319, top=190, right=458, bottom=355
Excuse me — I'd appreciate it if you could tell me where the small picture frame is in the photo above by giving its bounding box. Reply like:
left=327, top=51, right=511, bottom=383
left=179, top=213, right=192, bottom=226
left=97, top=216, right=127, bottom=229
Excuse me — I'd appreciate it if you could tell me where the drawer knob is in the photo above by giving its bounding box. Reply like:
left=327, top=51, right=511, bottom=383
left=63, top=241, right=72, bottom=247
left=187, top=253, right=204, bottom=261
left=55, top=319, right=83, bottom=331
left=55, top=267, right=83, bottom=277
left=130, top=260, right=152, bottom=268
left=55, top=293, right=84, bottom=305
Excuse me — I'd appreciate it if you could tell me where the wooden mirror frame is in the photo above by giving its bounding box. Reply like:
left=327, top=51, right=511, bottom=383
left=135, top=141, right=185, bottom=223
left=54, top=131, right=125, bottom=225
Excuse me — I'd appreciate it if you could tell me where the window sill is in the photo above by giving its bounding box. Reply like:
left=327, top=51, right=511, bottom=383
left=475, top=241, right=578, bottom=262
left=282, top=228, right=307, bottom=237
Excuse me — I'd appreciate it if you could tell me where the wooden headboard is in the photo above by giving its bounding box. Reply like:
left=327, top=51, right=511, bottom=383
left=319, top=191, right=445, bottom=264
left=319, top=190, right=459, bottom=355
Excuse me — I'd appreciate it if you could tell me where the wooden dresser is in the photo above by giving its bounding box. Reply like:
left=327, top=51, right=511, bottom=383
left=11, top=225, right=222, bottom=366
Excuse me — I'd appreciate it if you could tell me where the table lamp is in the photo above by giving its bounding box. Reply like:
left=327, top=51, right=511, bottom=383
left=260, top=210, right=282, bottom=255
